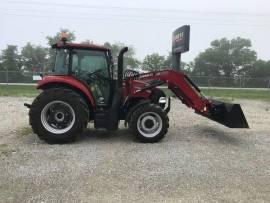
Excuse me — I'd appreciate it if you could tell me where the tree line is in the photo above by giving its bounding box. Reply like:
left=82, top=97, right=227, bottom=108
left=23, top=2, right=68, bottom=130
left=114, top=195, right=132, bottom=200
left=0, top=29, right=269, bottom=86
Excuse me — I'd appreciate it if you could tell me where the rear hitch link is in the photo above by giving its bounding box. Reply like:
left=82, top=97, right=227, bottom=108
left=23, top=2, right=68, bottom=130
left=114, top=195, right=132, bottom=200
left=24, top=103, right=31, bottom=108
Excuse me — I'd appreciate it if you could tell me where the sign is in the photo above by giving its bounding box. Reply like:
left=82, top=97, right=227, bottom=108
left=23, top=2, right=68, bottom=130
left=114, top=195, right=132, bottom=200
left=172, top=25, right=190, bottom=54
left=33, top=75, right=42, bottom=81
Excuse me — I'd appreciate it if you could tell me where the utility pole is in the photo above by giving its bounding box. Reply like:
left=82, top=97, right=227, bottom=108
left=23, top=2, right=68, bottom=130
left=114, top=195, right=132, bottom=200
left=172, top=53, right=181, bottom=71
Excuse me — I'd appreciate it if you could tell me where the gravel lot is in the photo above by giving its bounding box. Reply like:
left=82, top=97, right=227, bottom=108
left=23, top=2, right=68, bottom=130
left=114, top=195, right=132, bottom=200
left=0, top=97, right=270, bottom=202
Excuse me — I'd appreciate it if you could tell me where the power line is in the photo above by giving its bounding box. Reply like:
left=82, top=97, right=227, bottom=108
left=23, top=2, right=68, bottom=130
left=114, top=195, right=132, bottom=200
left=0, top=7, right=266, bottom=23
left=5, top=0, right=270, bottom=17
left=1, top=11, right=268, bottom=28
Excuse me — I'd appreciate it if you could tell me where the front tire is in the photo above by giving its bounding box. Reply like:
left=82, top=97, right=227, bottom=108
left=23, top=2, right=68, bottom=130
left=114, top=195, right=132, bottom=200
left=130, top=103, right=169, bottom=143
left=29, top=88, right=89, bottom=144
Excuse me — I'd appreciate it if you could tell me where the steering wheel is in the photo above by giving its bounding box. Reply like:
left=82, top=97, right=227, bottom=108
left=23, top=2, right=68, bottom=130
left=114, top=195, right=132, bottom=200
left=86, top=69, right=110, bottom=84
left=87, top=69, right=103, bottom=78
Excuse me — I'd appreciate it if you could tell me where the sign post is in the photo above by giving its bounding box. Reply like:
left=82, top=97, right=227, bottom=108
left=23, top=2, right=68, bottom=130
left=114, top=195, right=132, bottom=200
left=172, top=25, right=190, bottom=71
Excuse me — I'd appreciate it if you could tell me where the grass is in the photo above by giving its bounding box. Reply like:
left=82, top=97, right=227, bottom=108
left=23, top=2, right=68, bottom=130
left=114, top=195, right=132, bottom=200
left=0, top=84, right=269, bottom=101
left=0, top=85, right=40, bottom=97
left=202, top=89, right=270, bottom=101
left=0, top=144, right=16, bottom=157
left=162, top=88, right=270, bottom=101
left=19, top=127, right=33, bottom=137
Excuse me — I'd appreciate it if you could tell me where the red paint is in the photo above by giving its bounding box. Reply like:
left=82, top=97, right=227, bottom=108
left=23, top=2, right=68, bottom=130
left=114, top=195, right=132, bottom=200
left=53, top=42, right=109, bottom=51
left=37, top=75, right=96, bottom=107
left=126, top=70, right=209, bottom=113
left=38, top=70, right=210, bottom=114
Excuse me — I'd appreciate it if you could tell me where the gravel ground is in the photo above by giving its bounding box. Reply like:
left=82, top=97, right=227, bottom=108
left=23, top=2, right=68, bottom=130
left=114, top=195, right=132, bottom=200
left=0, top=97, right=269, bottom=202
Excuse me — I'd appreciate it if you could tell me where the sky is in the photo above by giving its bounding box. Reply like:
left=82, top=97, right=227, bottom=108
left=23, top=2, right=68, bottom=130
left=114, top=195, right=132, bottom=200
left=0, top=0, right=270, bottom=62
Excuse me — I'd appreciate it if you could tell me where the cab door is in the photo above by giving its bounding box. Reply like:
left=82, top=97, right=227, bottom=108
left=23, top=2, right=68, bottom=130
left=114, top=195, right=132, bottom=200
left=71, top=49, right=112, bottom=106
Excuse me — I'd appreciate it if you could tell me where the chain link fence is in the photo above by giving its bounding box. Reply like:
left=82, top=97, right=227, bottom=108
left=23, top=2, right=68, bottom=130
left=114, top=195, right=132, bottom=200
left=0, top=71, right=270, bottom=88
left=189, top=76, right=270, bottom=88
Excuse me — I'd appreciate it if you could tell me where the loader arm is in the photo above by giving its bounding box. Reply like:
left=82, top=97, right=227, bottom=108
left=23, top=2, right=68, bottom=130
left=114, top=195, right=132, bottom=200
left=132, top=70, right=249, bottom=128
left=134, top=69, right=208, bottom=113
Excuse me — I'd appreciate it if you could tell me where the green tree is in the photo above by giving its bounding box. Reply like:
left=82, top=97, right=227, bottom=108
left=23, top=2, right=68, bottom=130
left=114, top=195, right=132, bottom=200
left=182, top=62, right=194, bottom=74
left=0, top=54, right=3, bottom=71
left=193, top=37, right=257, bottom=78
left=240, top=60, right=270, bottom=87
left=103, top=42, right=140, bottom=69
left=1, top=45, right=21, bottom=71
left=46, top=29, right=76, bottom=70
left=46, top=28, right=76, bottom=45
left=245, top=60, right=270, bottom=78
left=163, top=52, right=172, bottom=68
left=125, top=57, right=141, bottom=69
left=103, top=42, right=134, bottom=58
left=142, top=53, right=165, bottom=71
left=21, top=43, right=48, bottom=72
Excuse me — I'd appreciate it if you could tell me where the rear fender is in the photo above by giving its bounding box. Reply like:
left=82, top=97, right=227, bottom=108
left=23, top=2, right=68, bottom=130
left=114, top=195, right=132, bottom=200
left=37, top=76, right=96, bottom=107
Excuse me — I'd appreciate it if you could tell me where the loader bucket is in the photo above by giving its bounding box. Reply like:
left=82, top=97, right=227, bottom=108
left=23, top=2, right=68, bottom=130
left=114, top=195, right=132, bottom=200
left=204, top=100, right=249, bottom=128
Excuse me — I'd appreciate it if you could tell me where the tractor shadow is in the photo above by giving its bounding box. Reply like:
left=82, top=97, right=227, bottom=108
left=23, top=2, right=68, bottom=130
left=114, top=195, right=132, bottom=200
left=77, top=127, right=134, bottom=144
left=77, top=125, right=244, bottom=145
left=194, top=125, right=243, bottom=146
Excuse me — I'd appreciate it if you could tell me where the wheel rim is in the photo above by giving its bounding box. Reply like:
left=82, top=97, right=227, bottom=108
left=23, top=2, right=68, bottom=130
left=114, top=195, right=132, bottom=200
left=137, top=112, right=163, bottom=138
left=41, top=101, right=75, bottom=134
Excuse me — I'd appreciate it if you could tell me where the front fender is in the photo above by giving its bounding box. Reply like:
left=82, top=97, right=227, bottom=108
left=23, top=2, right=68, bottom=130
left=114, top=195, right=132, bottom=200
left=37, top=76, right=96, bottom=107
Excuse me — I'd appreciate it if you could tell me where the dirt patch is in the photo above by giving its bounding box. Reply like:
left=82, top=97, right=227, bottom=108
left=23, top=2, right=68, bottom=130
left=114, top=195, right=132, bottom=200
left=0, top=97, right=33, bottom=145
left=0, top=97, right=269, bottom=202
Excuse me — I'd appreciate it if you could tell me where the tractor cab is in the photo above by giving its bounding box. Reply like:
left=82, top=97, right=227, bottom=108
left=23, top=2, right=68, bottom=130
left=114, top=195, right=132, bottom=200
left=51, top=40, right=117, bottom=107
left=41, top=36, right=130, bottom=132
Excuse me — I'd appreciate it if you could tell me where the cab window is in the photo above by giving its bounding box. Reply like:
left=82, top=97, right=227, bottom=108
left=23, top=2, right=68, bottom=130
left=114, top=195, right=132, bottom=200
left=71, top=49, right=109, bottom=77
left=54, top=49, right=69, bottom=75
left=71, top=49, right=111, bottom=105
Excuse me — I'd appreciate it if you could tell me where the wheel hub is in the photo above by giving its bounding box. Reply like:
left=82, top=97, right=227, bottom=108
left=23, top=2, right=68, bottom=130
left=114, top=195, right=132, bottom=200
left=145, top=119, right=154, bottom=129
left=41, top=101, right=75, bottom=134
left=137, top=112, right=163, bottom=138
left=54, top=112, right=65, bottom=122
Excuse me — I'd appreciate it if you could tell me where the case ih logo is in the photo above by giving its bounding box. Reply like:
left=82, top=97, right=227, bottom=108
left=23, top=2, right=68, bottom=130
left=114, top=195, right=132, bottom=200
left=173, top=32, right=184, bottom=43
left=139, top=72, right=155, bottom=78
left=172, top=25, right=190, bottom=54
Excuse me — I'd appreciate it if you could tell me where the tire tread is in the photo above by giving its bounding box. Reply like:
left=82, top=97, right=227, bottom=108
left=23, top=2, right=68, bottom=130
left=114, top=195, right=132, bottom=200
left=130, top=103, right=169, bottom=143
left=29, top=88, right=89, bottom=143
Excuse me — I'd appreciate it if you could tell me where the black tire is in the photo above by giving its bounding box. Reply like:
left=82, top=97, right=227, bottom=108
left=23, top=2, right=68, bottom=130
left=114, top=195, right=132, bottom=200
left=29, top=88, right=89, bottom=144
left=130, top=103, right=169, bottom=143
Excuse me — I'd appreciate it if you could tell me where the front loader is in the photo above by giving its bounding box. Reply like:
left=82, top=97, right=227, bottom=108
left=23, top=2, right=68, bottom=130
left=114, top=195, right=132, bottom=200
left=25, top=27, right=248, bottom=144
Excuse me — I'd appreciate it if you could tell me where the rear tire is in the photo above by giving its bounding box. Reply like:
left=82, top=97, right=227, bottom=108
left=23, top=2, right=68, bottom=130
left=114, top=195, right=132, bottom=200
left=130, top=103, right=169, bottom=143
left=29, top=88, right=89, bottom=144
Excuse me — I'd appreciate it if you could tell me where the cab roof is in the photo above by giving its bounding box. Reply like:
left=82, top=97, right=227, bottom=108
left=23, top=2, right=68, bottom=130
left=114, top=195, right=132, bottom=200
left=52, top=42, right=110, bottom=52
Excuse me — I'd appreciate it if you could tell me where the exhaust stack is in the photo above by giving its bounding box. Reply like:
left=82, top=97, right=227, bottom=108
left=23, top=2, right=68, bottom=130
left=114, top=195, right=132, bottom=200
left=117, top=47, right=128, bottom=88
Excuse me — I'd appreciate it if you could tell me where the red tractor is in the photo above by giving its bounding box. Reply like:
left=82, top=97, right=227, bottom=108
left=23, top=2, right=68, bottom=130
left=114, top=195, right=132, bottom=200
left=25, top=27, right=248, bottom=144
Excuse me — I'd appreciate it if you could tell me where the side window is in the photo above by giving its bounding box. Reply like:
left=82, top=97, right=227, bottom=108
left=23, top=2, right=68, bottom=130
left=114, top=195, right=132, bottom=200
left=72, top=54, right=78, bottom=71
left=71, top=50, right=109, bottom=77
left=71, top=50, right=111, bottom=105
left=54, top=49, right=69, bottom=75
